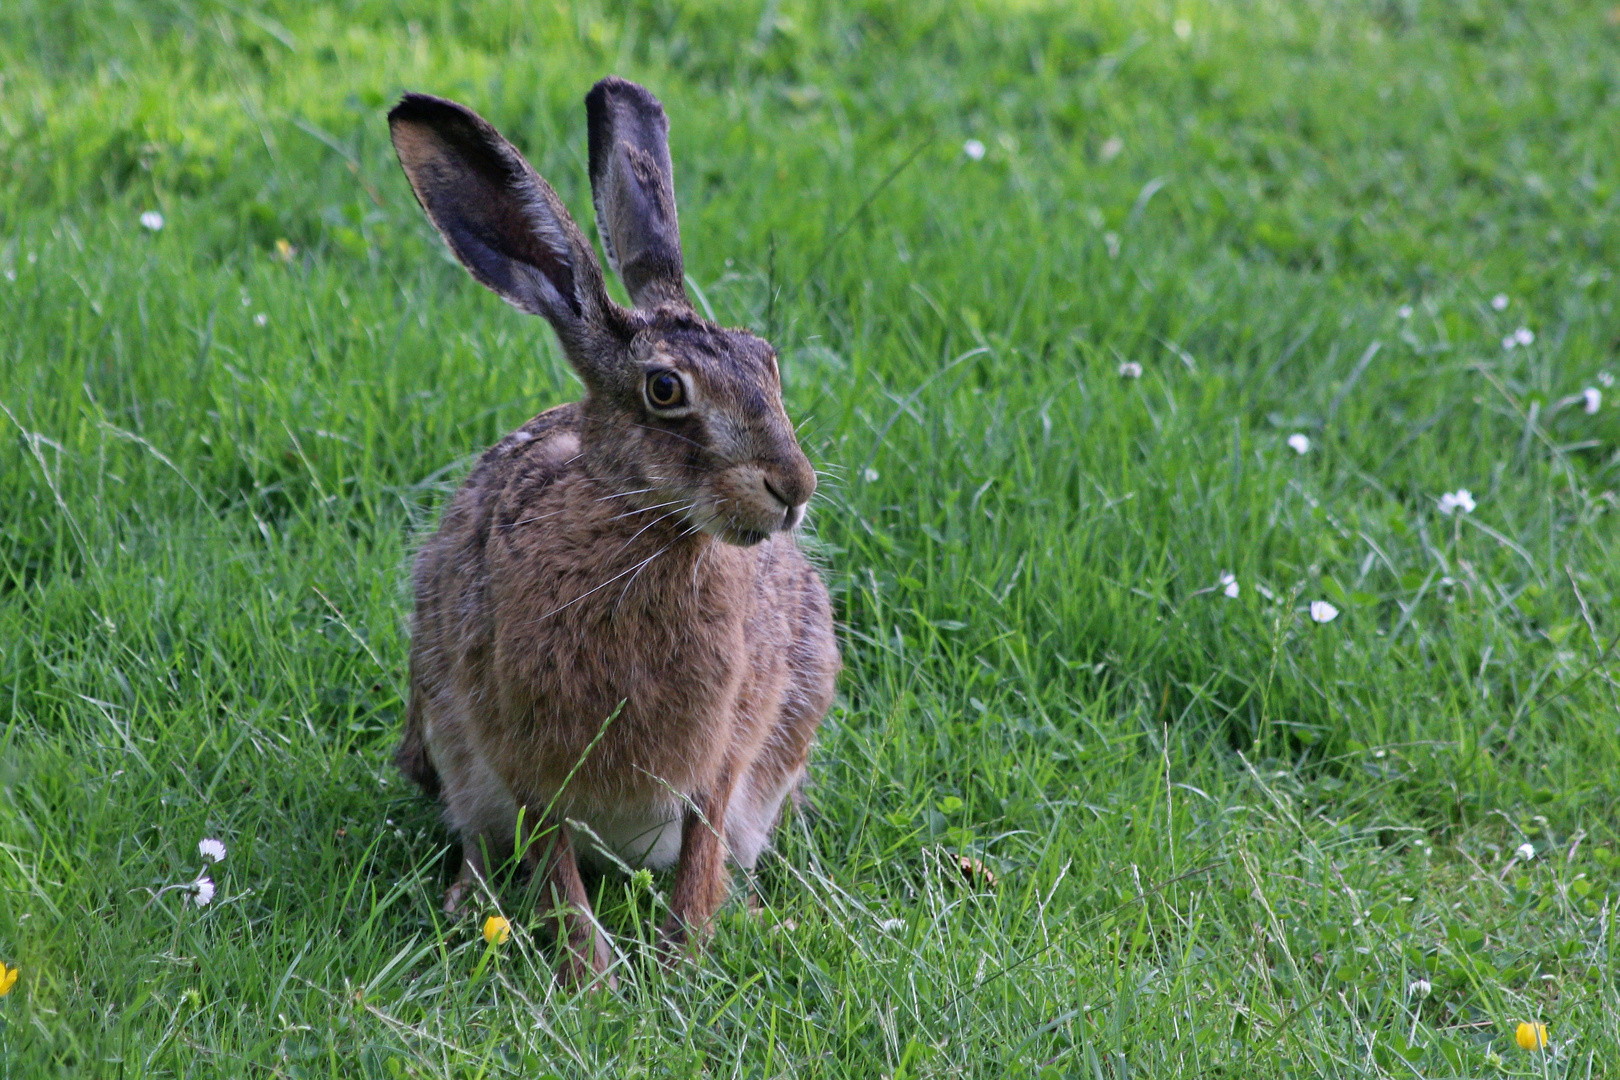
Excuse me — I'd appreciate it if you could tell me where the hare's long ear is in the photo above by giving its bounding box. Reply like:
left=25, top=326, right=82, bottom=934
left=389, top=93, right=626, bottom=360
left=585, top=77, right=690, bottom=311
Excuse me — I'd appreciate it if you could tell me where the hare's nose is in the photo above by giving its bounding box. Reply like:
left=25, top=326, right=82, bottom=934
left=761, top=456, right=816, bottom=508
left=762, top=477, right=792, bottom=508
left=762, top=478, right=808, bottom=531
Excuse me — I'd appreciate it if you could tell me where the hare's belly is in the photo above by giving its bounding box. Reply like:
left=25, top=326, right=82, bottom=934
left=568, top=798, right=683, bottom=871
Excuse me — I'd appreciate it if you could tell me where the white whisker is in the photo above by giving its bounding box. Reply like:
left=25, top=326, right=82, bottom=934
left=530, top=522, right=698, bottom=627
left=612, top=520, right=704, bottom=620
left=606, top=499, right=687, bottom=524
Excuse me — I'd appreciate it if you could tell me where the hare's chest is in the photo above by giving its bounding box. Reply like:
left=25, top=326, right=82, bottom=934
left=486, top=537, right=750, bottom=795
left=570, top=797, right=685, bottom=870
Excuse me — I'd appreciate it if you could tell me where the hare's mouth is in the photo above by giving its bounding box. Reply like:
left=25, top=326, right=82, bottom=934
left=726, top=527, right=770, bottom=547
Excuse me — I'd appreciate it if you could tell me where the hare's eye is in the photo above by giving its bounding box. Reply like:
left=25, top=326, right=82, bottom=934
left=646, top=371, right=686, bottom=409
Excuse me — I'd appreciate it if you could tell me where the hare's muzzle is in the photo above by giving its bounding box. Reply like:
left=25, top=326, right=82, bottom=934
left=703, top=455, right=815, bottom=547
left=762, top=477, right=811, bottom=533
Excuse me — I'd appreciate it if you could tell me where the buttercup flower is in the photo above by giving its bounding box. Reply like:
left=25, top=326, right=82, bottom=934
left=0, top=962, right=17, bottom=996
left=483, top=916, right=511, bottom=945
left=1437, top=489, right=1476, bottom=516
left=198, top=838, right=227, bottom=863
left=1515, top=1021, right=1548, bottom=1051
left=1287, top=433, right=1310, bottom=455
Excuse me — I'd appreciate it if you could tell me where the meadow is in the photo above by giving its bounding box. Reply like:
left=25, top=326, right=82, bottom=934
left=3, top=0, right=1620, bottom=1075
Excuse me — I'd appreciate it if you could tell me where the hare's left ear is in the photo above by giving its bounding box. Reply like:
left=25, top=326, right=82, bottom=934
left=586, top=77, right=690, bottom=311
left=388, top=93, right=622, bottom=345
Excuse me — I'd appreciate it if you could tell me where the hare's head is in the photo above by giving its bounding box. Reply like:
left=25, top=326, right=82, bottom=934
left=389, top=79, right=814, bottom=546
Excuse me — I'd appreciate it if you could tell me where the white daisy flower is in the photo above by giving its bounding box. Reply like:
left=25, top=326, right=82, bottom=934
left=1408, top=978, right=1432, bottom=998
left=1117, top=361, right=1142, bottom=379
left=1309, top=600, right=1339, bottom=623
left=1437, top=489, right=1476, bottom=516
left=1219, top=572, right=1239, bottom=599
left=1286, top=433, right=1310, bottom=455
left=194, top=876, right=216, bottom=907
left=962, top=139, right=986, bottom=161
left=198, top=838, right=227, bottom=863
left=1598, top=371, right=1614, bottom=388
left=1397, top=304, right=1413, bottom=319
left=1099, top=136, right=1124, bottom=162
left=1491, top=293, right=1509, bottom=311
left=254, top=313, right=269, bottom=327
left=139, top=211, right=165, bottom=232
left=1514, top=327, right=1534, bottom=346
left=1515, top=842, right=1535, bottom=861
left=1583, top=387, right=1601, bottom=414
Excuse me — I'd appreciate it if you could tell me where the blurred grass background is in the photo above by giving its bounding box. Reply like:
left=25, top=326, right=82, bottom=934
left=3, top=1, right=1620, bottom=1075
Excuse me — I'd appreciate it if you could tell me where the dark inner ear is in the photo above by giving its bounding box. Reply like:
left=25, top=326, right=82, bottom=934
left=586, top=77, right=688, bottom=310
left=390, top=94, right=581, bottom=318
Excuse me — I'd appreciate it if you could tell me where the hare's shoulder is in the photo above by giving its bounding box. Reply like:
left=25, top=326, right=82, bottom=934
left=414, top=403, right=581, bottom=578
left=453, top=402, right=583, bottom=508
left=476, top=402, right=582, bottom=477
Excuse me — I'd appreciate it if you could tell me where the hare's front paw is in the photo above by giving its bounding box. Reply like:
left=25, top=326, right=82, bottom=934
left=555, top=929, right=618, bottom=992
left=442, top=871, right=476, bottom=916
left=655, top=915, right=711, bottom=967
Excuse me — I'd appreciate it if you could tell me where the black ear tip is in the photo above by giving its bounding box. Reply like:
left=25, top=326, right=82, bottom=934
left=585, top=76, right=664, bottom=118
left=388, top=92, right=474, bottom=129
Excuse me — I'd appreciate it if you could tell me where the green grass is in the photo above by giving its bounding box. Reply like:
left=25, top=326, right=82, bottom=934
left=4, top=0, right=1620, bottom=1075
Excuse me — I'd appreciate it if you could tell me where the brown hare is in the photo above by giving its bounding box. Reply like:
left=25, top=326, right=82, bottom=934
left=387, top=78, right=839, bottom=987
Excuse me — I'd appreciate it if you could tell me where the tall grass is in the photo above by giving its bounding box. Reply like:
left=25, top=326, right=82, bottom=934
left=3, top=1, right=1619, bottom=1075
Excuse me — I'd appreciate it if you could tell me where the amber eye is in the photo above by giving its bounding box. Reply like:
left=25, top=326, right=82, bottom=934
left=646, top=370, right=685, bottom=409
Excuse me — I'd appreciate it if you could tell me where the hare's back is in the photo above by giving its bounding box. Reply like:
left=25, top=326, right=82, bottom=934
left=410, top=403, right=582, bottom=663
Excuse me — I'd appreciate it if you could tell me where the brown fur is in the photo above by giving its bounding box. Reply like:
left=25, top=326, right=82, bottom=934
left=388, top=80, right=839, bottom=987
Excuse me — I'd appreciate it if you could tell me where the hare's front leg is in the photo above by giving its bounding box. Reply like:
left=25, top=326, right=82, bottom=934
left=527, top=818, right=616, bottom=989
left=659, top=771, right=738, bottom=958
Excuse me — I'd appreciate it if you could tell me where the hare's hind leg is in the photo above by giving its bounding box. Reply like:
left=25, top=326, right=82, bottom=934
left=418, top=692, right=520, bottom=915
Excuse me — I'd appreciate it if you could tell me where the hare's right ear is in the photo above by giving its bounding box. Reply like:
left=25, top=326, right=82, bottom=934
left=389, top=93, right=623, bottom=354
left=585, top=78, right=690, bottom=311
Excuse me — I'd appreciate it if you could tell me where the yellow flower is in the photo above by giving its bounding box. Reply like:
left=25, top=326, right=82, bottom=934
left=482, top=916, right=511, bottom=945
left=0, top=963, right=17, bottom=997
left=1515, top=1021, right=1548, bottom=1050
